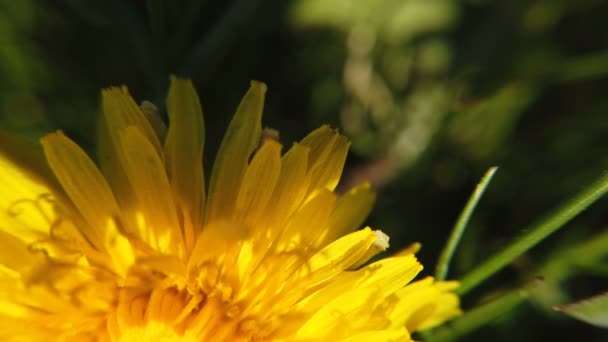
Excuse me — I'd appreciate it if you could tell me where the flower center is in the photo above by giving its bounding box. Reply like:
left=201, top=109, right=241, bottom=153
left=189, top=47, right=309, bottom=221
left=110, top=285, right=279, bottom=341
left=117, top=321, right=199, bottom=342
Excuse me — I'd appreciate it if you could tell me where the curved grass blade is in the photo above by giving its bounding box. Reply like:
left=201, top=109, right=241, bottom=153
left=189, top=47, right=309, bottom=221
left=435, top=167, right=498, bottom=281
left=457, top=172, right=608, bottom=295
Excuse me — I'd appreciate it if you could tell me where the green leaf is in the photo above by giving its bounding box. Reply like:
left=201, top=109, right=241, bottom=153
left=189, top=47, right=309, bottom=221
left=555, top=292, right=608, bottom=328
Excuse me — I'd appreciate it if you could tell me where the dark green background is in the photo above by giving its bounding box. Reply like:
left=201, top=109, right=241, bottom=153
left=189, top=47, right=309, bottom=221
left=1, top=0, right=608, bottom=340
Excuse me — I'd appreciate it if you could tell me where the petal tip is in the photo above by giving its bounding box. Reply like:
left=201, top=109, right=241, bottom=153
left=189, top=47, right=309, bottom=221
left=373, top=230, right=390, bottom=250
left=40, top=130, right=66, bottom=144
left=250, top=80, right=268, bottom=94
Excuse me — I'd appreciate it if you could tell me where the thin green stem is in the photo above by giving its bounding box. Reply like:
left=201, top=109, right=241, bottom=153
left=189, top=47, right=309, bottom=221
left=435, top=167, right=498, bottom=281
left=457, top=171, right=608, bottom=295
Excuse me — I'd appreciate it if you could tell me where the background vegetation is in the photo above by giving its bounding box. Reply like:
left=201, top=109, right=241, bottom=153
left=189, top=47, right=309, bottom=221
left=1, top=0, right=608, bottom=340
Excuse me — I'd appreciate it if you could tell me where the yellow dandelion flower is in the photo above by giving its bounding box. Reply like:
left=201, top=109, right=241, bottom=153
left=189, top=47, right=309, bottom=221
left=0, top=77, right=461, bottom=341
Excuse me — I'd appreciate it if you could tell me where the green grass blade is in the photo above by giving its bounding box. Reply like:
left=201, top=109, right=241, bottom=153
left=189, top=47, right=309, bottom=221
left=554, top=50, right=608, bottom=83
left=435, top=167, right=498, bottom=281
left=457, top=172, right=608, bottom=295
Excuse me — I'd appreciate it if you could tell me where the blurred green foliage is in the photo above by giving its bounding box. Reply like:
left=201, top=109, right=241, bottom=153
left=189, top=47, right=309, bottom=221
left=1, top=0, right=608, bottom=340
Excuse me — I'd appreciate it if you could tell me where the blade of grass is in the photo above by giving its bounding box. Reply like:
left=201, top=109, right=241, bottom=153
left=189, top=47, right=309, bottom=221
left=554, top=50, right=608, bottom=83
left=457, top=171, right=608, bottom=295
left=435, top=167, right=498, bottom=281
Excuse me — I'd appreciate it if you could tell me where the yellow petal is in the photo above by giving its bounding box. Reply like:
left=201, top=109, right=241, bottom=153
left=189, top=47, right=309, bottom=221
left=0, top=147, right=55, bottom=243
left=340, top=328, right=411, bottom=342
left=103, top=218, right=135, bottom=277
left=138, top=255, right=187, bottom=278
left=235, top=139, right=282, bottom=224
left=393, top=242, right=422, bottom=256
left=274, top=189, right=336, bottom=253
left=98, top=113, right=137, bottom=223
left=101, top=86, right=162, bottom=155
left=355, top=256, right=422, bottom=294
left=390, top=277, right=462, bottom=331
left=115, top=127, right=182, bottom=255
left=264, top=143, right=310, bottom=237
left=41, top=132, right=121, bottom=249
left=300, top=125, right=350, bottom=192
left=0, top=131, right=64, bottom=246
left=99, top=87, right=164, bottom=241
left=0, top=230, right=43, bottom=273
left=206, top=81, right=266, bottom=224
left=298, top=255, right=422, bottom=312
left=295, top=286, right=378, bottom=338
left=187, top=220, right=248, bottom=270
left=299, top=125, right=335, bottom=167
left=165, top=76, right=206, bottom=246
left=350, top=230, right=390, bottom=269
left=140, top=100, right=167, bottom=140
left=0, top=130, right=58, bottom=192
left=243, top=142, right=311, bottom=274
left=297, top=227, right=378, bottom=289
left=326, top=182, right=376, bottom=243
left=415, top=281, right=461, bottom=331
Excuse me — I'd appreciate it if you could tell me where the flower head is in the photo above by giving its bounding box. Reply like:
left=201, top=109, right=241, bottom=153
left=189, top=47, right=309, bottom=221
left=0, top=78, right=460, bottom=341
